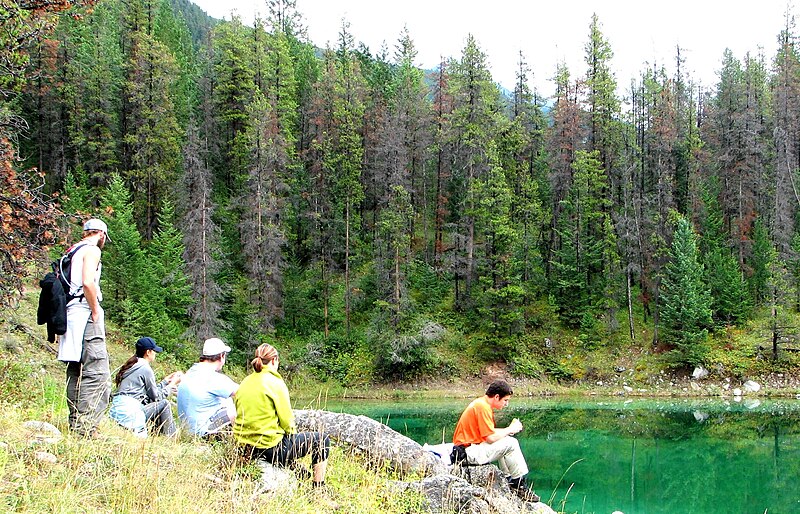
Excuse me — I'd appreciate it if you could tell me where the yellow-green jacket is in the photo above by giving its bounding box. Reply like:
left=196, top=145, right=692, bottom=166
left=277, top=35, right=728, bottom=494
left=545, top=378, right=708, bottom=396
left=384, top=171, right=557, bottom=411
left=233, top=369, right=296, bottom=448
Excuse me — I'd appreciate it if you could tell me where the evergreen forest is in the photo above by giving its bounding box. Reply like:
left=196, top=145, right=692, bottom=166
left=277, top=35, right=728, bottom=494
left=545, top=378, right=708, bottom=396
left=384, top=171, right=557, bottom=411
left=5, top=0, right=800, bottom=384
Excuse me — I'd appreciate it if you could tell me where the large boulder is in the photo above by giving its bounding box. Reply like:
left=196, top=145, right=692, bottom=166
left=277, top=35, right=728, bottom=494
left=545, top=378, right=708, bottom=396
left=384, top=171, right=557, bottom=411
left=398, top=472, right=556, bottom=514
left=250, top=460, right=297, bottom=498
left=295, top=409, right=446, bottom=477
left=692, top=366, right=709, bottom=380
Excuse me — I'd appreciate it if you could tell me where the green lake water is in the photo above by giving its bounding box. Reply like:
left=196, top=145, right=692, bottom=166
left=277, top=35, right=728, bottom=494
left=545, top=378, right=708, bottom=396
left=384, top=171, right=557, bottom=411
left=314, top=396, right=800, bottom=514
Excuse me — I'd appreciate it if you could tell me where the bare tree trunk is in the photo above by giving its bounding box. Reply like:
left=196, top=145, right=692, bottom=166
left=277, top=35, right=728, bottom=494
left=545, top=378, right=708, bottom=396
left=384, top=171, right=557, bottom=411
left=627, top=269, right=635, bottom=341
left=394, top=245, right=401, bottom=325
left=345, top=201, right=351, bottom=339
left=434, top=147, right=444, bottom=271
left=322, top=259, right=329, bottom=338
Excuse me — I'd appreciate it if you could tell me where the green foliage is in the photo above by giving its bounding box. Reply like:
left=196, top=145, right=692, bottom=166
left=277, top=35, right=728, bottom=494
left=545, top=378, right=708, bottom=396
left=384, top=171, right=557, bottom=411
left=749, top=218, right=771, bottom=305
left=705, top=248, right=751, bottom=326
left=15, top=2, right=800, bottom=390
left=659, top=215, right=713, bottom=366
left=551, top=150, right=617, bottom=328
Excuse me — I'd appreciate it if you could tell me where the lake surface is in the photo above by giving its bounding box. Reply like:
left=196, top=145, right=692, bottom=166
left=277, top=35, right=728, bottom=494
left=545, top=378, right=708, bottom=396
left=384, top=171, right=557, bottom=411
left=312, top=396, right=800, bottom=514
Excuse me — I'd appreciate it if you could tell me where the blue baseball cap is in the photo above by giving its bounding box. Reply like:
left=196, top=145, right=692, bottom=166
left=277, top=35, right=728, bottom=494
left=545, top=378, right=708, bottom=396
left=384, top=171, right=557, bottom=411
left=135, top=336, right=163, bottom=353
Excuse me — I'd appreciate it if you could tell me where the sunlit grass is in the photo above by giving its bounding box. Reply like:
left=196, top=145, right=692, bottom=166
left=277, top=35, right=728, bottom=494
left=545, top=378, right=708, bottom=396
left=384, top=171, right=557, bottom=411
left=0, top=403, right=429, bottom=513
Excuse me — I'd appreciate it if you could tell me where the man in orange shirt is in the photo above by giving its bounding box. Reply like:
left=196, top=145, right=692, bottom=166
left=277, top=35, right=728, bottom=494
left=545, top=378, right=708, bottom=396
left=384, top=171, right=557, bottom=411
left=453, top=379, right=539, bottom=502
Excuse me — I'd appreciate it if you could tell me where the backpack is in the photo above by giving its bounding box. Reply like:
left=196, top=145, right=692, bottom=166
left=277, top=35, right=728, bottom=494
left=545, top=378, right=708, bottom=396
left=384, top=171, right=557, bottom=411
left=37, top=244, right=87, bottom=342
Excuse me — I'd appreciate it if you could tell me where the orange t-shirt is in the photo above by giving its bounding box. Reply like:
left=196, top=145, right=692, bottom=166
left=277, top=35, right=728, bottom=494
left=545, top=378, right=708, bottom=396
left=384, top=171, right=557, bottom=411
left=453, top=396, right=495, bottom=446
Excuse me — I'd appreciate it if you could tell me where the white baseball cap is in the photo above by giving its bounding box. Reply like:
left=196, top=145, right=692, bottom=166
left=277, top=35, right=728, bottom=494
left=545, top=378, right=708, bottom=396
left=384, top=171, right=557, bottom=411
left=202, top=337, right=231, bottom=356
left=83, top=218, right=111, bottom=242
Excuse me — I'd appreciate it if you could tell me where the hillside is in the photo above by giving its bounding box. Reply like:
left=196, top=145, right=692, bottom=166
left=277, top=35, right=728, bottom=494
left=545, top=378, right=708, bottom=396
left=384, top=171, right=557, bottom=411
left=0, top=286, right=435, bottom=513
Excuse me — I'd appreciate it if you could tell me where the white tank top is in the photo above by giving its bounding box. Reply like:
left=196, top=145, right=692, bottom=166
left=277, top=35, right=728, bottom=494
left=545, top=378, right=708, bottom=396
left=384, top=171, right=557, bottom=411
left=67, top=244, right=103, bottom=306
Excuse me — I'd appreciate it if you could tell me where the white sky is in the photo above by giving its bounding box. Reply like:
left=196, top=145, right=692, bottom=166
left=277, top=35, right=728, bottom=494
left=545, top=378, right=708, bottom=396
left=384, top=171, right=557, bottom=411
left=192, top=0, right=791, bottom=97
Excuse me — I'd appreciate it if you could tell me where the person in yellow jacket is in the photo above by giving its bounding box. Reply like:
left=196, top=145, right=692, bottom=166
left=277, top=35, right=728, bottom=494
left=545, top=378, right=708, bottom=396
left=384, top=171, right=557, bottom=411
left=234, top=343, right=330, bottom=487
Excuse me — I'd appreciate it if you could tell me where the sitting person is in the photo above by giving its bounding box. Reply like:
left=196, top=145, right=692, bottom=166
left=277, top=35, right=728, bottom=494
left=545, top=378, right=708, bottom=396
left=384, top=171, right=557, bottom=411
left=177, top=337, right=238, bottom=437
left=109, top=337, right=182, bottom=437
left=233, top=343, right=330, bottom=487
left=453, top=379, right=539, bottom=502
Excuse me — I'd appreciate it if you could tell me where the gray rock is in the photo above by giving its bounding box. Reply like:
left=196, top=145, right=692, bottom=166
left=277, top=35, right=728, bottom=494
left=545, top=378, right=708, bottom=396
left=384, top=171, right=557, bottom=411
left=251, top=460, right=297, bottom=498
left=692, top=366, right=709, bottom=380
left=689, top=382, right=701, bottom=391
left=451, top=463, right=509, bottom=495
left=732, top=388, right=742, bottom=397
left=34, top=451, right=57, bottom=464
left=399, top=472, right=556, bottom=514
left=295, top=409, right=446, bottom=477
left=743, top=380, right=761, bottom=393
left=22, top=420, right=62, bottom=445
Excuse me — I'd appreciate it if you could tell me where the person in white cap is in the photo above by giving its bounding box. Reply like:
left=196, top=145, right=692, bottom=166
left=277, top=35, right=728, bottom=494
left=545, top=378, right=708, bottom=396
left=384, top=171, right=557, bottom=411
left=59, top=218, right=112, bottom=437
left=177, top=337, right=239, bottom=437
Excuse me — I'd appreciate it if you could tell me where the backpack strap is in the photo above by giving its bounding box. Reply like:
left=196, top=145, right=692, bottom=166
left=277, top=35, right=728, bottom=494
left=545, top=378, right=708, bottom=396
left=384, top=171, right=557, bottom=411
left=59, top=243, right=89, bottom=302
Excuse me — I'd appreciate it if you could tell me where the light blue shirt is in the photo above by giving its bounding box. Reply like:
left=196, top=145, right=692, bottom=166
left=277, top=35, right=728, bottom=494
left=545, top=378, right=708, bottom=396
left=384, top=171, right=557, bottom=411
left=177, top=363, right=238, bottom=435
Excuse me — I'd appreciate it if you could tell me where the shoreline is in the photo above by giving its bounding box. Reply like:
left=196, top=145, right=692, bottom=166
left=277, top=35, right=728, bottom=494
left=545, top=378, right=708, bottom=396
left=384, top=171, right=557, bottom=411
left=292, top=374, right=800, bottom=401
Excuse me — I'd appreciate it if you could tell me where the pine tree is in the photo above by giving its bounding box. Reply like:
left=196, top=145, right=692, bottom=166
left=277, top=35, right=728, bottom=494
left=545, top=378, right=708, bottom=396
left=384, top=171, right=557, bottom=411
left=551, top=150, right=615, bottom=327
left=98, top=173, right=149, bottom=325
left=700, top=180, right=751, bottom=325
left=121, top=0, right=182, bottom=239
left=211, top=15, right=255, bottom=195
left=445, top=34, right=504, bottom=307
left=376, top=185, right=413, bottom=327
left=749, top=218, right=772, bottom=305
left=473, top=144, right=524, bottom=335
left=145, top=199, right=193, bottom=345
left=659, top=215, right=713, bottom=366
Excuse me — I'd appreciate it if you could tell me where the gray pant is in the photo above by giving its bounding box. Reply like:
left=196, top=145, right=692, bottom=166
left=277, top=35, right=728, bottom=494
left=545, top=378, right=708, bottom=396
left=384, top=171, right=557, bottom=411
left=66, top=316, right=110, bottom=436
left=142, top=399, right=176, bottom=436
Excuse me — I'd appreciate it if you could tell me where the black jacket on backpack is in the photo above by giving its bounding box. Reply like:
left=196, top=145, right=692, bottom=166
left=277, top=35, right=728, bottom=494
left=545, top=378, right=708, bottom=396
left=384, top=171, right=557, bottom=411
left=38, top=272, right=67, bottom=343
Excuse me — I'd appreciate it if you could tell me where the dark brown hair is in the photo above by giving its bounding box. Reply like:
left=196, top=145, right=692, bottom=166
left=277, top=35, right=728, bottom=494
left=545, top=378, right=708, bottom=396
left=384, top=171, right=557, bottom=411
left=251, top=343, right=278, bottom=372
left=115, top=346, right=148, bottom=387
left=485, top=379, right=513, bottom=399
left=199, top=352, right=226, bottom=363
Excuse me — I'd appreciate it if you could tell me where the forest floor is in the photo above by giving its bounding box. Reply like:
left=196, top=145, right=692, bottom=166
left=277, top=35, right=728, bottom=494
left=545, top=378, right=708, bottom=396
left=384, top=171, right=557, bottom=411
left=4, top=282, right=800, bottom=406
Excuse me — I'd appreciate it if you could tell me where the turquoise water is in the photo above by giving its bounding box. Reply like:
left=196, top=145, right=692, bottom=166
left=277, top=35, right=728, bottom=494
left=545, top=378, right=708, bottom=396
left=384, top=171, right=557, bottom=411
left=314, top=397, right=800, bottom=514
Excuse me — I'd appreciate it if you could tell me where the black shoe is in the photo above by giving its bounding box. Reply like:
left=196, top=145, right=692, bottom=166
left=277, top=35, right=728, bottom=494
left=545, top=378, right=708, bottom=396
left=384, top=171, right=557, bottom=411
left=516, top=488, right=541, bottom=503
left=508, top=476, right=540, bottom=503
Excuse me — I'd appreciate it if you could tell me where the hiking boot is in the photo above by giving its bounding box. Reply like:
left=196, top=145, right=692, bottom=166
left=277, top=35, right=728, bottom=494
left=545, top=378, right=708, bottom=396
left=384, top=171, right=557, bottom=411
left=515, top=487, right=541, bottom=503
left=508, top=476, right=540, bottom=503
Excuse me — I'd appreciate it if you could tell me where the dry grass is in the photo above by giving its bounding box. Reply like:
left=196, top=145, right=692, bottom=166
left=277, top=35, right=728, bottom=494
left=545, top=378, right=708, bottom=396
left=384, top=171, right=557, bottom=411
left=0, top=289, right=427, bottom=514
left=0, top=406, right=428, bottom=513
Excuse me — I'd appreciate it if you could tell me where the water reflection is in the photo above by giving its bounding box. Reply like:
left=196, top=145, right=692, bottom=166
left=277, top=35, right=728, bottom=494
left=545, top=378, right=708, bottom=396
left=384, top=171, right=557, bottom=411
left=316, top=397, right=800, bottom=514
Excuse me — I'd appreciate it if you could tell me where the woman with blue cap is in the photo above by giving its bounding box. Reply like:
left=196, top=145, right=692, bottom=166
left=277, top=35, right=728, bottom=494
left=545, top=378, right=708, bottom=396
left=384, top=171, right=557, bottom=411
left=109, top=337, right=183, bottom=437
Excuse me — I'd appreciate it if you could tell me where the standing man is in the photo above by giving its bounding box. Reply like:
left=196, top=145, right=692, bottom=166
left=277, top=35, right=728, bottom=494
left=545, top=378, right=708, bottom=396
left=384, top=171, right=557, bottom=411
left=59, top=218, right=111, bottom=438
left=177, top=337, right=239, bottom=437
left=453, top=379, right=539, bottom=502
